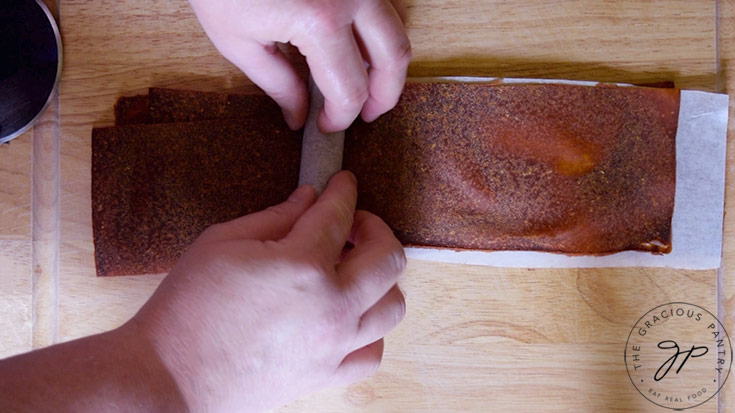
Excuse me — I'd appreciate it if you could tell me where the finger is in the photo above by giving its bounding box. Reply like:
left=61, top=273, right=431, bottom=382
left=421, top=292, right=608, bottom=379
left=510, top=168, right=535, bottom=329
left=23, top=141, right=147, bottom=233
left=296, top=24, right=369, bottom=132
left=336, top=211, right=406, bottom=311
left=388, top=0, right=409, bottom=23
left=352, top=285, right=405, bottom=351
left=354, top=0, right=412, bottom=122
left=284, top=171, right=358, bottom=262
left=213, top=185, right=317, bottom=241
left=332, top=339, right=384, bottom=387
left=226, top=41, right=308, bottom=130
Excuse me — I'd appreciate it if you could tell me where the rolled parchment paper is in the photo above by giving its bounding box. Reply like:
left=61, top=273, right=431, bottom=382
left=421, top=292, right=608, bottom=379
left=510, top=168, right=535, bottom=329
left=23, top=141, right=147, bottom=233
left=298, top=76, right=345, bottom=193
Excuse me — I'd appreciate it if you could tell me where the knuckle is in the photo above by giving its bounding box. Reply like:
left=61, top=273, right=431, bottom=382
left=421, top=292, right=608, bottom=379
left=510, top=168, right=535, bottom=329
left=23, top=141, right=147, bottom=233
left=386, top=247, right=407, bottom=275
left=329, top=199, right=356, bottom=231
left=391, top=40, right=412, bottom=69
left=316, top=295, right=356, bottom=340
left=321, top=308, right=347, bottom=333
left=263, top=204, right=289, bottom=220
left=292, top=255, right=330, bottom=282
left=372, top=38, right=411, bottom=74
left=312, top=319, right=342, bottom=347
left=261, top=78, right=301, bottom=101
left=199, top=222, right=225, bottom=239
left=300, top=0, right=345, bottom=35
left=331, top=85, right=370, bottom=113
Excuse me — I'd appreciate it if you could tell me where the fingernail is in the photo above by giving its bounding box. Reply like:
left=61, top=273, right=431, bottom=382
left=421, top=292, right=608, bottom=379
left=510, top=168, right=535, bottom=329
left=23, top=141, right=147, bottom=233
left=288, top=185, right=314, bottom=203
left=317, top=109, right=339, bottom=134
left=345, top=170, right=357, bottom=185
left=361, top=110, right=379, bottom=123
left=316, top=120, right=331, bottom=134
left=283, top=110, right=298, bottom=131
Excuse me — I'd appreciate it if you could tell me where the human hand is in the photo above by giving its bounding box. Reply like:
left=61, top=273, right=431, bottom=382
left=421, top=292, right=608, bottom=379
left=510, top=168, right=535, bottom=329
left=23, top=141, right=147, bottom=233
left=188, top=0, right=411, bottom=132
left=130, top=171, right=407, bottom=412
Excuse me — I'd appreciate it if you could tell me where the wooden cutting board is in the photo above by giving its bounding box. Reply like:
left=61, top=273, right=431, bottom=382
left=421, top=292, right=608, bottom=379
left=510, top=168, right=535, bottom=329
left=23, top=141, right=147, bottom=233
left=1, top=0, right=733, bottom=411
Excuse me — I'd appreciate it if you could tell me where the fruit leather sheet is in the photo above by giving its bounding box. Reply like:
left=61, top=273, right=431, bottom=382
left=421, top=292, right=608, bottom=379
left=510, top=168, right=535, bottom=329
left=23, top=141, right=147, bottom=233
left=376, top=78, right=728, bottom=269
left=94, top=79, right=728, bottom=275
left=92, top=106, right=301, bottom=276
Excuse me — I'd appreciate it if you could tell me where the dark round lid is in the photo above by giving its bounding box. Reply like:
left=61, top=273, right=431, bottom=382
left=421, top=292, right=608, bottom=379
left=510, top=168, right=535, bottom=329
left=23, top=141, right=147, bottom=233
left=0, top=0, right=62, bottom=144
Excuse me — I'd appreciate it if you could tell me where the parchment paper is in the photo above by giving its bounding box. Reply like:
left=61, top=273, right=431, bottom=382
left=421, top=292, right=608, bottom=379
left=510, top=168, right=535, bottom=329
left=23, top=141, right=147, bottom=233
left=299, top=77, right=730, bottom=270
left=298, top=77, right=345, bottom=193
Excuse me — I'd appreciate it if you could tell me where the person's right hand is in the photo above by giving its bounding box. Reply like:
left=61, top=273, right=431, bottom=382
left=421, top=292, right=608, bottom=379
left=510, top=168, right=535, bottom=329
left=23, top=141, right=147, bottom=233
left=188, top=0, right=412, bottom=132
left=131, top=171, right=407, bottom=412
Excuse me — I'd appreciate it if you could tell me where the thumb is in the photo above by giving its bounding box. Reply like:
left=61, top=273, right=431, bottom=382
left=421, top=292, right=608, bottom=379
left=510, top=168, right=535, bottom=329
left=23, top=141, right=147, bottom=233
left=214, top=185, right=317, bottom=241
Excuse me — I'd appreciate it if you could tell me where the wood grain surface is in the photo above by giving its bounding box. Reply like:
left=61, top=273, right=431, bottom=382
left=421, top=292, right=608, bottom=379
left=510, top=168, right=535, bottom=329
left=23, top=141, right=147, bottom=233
left=0, top=0, right=731, bottom=411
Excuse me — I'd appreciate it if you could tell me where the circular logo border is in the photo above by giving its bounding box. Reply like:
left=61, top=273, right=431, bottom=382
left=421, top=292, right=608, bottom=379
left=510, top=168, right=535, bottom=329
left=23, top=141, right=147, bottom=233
left=624, top=302, right=733, bottom=410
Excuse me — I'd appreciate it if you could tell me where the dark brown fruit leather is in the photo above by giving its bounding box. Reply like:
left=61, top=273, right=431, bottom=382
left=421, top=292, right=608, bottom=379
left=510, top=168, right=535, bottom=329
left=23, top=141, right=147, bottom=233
left=344, top=82, right=678, bottom=254
left=96, top=82, right=678, bottom=276
left=92, top=117, right=301, bottom=276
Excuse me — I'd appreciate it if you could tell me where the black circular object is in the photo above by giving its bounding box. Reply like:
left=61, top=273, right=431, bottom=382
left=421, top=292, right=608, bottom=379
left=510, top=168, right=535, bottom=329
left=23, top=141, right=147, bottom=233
left=0, top=0, right=62, bottom=144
